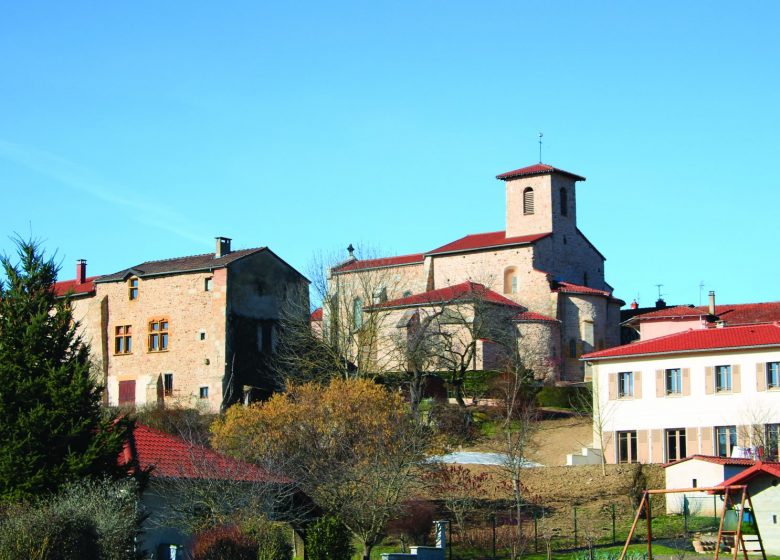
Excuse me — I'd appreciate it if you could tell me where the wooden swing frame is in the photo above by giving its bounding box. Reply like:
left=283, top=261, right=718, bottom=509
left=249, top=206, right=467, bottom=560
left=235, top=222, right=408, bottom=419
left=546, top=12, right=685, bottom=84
left=619, top=485, right=767, bottom=560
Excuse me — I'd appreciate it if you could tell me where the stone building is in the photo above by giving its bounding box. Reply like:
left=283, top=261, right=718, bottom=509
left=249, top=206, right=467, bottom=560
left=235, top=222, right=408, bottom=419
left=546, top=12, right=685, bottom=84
left=314, top=163, right=623, bottom=383
left=55, top=237, right=309, bottom=411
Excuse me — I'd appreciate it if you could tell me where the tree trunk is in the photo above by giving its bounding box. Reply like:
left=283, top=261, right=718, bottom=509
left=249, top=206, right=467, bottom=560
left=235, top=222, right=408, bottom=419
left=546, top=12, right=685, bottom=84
left=409, top=370, right=424, bottom=417
left=362, top=540, right=374, bottom=560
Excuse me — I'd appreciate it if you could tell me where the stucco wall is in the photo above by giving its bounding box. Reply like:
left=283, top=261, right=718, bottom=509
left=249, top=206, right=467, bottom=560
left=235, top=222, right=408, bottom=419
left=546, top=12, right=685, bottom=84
left=592, top=348, right=780, bottom=463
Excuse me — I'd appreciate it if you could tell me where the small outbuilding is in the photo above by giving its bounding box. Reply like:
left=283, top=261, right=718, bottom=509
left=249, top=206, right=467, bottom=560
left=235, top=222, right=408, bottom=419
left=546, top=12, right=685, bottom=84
left=719, top=462, right=780, bottom=555
left=664, top=455, right=756, bottom=515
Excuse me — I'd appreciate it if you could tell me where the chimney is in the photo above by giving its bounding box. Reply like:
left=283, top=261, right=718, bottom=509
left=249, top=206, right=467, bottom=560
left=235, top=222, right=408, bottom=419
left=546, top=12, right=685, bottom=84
left=76, top=259, right=87, bottom=284
left=630, top=300, right=639, bottom=310
left=215, top=237, right=232, bottom=258
left=708, top=290, right=716, bottom=316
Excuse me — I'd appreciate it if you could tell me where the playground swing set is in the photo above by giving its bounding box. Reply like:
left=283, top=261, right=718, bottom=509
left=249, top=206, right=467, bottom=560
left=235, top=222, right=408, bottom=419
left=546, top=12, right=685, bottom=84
left=619, top=485, right=767, bottom=560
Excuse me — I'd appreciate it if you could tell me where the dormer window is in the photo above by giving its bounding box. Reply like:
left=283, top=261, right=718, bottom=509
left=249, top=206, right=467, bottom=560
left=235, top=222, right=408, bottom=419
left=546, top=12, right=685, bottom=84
left=128, top=278, right=139, bottom=300
left=523, top=187, right=534, bottom=215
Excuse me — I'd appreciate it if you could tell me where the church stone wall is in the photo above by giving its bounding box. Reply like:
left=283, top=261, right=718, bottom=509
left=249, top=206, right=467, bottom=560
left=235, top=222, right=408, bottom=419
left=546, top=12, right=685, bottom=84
left=516, top=320, right=560, bottom=383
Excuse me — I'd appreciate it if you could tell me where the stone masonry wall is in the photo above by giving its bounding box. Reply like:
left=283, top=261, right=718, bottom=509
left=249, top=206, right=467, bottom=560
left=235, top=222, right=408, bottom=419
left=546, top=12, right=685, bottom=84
left=101, top=268, right=228, bottom=412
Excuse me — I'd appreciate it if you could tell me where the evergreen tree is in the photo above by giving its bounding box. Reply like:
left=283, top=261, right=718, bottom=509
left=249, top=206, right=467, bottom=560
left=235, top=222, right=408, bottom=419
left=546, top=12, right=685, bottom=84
left=0, top=238, right=130, bottom=502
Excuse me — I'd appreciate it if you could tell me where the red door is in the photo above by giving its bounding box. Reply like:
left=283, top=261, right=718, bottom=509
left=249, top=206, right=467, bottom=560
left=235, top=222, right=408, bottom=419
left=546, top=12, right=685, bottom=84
left=118, top=380, right=136, bottom=405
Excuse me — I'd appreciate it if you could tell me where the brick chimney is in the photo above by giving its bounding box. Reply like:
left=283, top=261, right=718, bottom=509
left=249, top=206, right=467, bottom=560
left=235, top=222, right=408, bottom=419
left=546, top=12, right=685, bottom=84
left=76, top=259, right=87, bottom=284
left=708, top=290, right=716, bottom=315
left=215, top=237, right=232, bottom=258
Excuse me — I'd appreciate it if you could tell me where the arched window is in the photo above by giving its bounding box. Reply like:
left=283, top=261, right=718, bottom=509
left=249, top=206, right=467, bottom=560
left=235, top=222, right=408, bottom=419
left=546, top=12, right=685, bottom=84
left=503, top=267, right=518, bottom=294
left=560, top=187, right=568, bottom=216
left=523, top=187, right=534, bottom=215
left=353, top=298, right=363, bottom=329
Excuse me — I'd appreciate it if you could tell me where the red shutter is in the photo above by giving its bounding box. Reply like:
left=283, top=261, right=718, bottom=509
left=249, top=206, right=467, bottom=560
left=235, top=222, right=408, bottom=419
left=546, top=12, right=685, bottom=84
left=118, top=380, right=136, bottom=405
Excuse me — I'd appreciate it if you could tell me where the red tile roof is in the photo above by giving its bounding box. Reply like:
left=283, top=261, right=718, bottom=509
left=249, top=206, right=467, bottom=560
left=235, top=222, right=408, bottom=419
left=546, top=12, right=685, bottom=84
left=53, top=276, right=100, bottom=297
left=332, top=253, right=425, bottom=273
left=719, top=461, right=780, bottom=487
left=368, top=281, right=521, bottom=310
left=512, top=311, right=558, bottom=323
left=310, top=307, right=323, bottom=321
left=426, top=231, right=550, bottom=256
left=631, top=302, right=780, bottom=325
left=496, top=163, right=586, bottom=182
left=663, top=454, right=760, bottom=468
left=583, top=323, right=780, bottom=361
left=553, top=281, right=612, bottom=297
left=121, top=424, right=282, bottom=482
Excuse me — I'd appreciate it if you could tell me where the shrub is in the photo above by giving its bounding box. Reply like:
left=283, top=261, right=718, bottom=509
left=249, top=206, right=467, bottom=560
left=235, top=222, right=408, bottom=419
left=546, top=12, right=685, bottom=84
left=305, top=515, right=354, bottom=560
left=242, top=516, right=294, bottom=560
left=387, top=500, right=436, bottom=547
left=192, top=525, right=258, bottom=560
left=535, top=385, right=589, bottom=409
left=51, top=478, right=142, bottom=560
left=0, top=503, right=99, bottom=560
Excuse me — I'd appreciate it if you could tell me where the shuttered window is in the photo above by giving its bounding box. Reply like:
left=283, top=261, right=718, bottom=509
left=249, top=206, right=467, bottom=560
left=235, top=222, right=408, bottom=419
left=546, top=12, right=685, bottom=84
left=523, top=187, right=534, bottom=215
left=617, top=431, right=638, bottom=463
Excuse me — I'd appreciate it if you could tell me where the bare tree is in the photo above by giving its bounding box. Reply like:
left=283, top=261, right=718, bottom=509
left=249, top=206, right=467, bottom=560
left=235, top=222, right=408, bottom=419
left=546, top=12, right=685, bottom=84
left=573, top=380, right=614, bottom=475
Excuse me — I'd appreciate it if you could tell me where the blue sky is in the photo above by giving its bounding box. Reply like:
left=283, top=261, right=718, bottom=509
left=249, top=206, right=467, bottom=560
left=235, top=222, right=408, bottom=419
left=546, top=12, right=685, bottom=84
left=1, top=1, right=779, bottom=307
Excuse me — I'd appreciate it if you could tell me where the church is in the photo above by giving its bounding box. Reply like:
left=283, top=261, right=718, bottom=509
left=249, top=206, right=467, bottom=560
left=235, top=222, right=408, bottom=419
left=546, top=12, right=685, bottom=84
left=316, top=163, right=623, bottom=384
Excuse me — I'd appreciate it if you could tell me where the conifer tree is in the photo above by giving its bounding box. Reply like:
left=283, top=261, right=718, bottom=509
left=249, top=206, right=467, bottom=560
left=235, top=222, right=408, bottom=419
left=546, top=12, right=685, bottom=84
left=0, top=238, right=130, bottom=502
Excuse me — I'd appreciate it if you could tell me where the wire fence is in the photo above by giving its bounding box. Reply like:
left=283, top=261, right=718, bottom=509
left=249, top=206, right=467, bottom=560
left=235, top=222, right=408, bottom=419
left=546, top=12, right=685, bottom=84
left=441, top=495, right=727, bottom=559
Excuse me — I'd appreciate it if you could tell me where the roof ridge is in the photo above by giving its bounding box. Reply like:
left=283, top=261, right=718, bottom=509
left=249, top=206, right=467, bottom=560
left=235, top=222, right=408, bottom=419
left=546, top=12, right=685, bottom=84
left=135, top=246, right=264, bottom=266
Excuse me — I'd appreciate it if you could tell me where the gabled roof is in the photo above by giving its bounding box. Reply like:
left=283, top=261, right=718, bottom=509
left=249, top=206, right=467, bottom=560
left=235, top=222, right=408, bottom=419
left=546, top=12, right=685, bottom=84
left=310, top=307, right=323, bottom=321
left=719, top=461, right=780, bottom=487
left=332, top=253, right=425, bottom=273
left=663, top=454, right=760, bottom=468
left=97, top=247, right=268, bottom=283
left=53, top=276, right=100, bottom=297
left=626, top=305, right=706, bottom=321
left=121, top=424, right=282, bottom=482
left=367, top=281, right=521, bottom=311
left=496, top=163, right=586, bottom=182
left=583, top=323, right=780, bottom=361
left=512, top=311, right=558, bottom=323
left=426, top=231, right=550, bottom=256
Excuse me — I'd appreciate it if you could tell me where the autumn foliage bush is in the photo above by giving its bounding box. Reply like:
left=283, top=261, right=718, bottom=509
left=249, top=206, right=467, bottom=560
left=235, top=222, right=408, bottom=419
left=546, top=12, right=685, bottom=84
left=192, top=525, right=258, bottom=560
left=305, top=515, right=354, bottom=560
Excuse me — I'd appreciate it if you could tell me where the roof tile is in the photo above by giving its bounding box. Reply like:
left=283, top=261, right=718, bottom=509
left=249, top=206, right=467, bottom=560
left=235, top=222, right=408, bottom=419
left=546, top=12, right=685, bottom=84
left=427, top=231, right=550, bottom=256
left=121, top=424, right=282, bottom=482
left=53, top=276, right=100, bottom=297
left=368, top=281, right=521, bottom=310
left=333, top=253, right=425, bottom=273
left=496, top=163, right=586, bottom=182
left=583, top=323, right=780, bottom=360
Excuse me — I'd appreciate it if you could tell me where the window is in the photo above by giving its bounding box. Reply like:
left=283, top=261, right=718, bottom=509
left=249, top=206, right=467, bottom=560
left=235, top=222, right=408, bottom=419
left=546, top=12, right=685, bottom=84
left=199, top=331, right=206, bottom=341
left=523, top=187, right=534, bottom=215
left=617, top=431, right=638, bottom=463
left=199, top=386, right=209, bottom=399
left=205, top=277, right=213, bottom=292
left=766, top=424, right=779, bottom=461
left=503, top=267, right=518, bottom=294
left=163, top=373, right=173, bottom=397
left=715, top=365, right=732, bottom=392
left=568, top=339, right=577, bottom=359
left=768, top=362, right=780, bottom=389
left=715, top=425, right=737, bottom=457
left=560, top=187, right=568, bottom=216
left=148, top=318, right=169, bottom=352
left=666, top=428, right=687, bottom=462
left=128, top=278, right=139, bottom=300
left=618, top=371, right=634, bottom=398
left=665, top=368, right=682, bottom=395
left=353, top=298, right=363, bottom=329
left=114, top=325, right=132, bottom=354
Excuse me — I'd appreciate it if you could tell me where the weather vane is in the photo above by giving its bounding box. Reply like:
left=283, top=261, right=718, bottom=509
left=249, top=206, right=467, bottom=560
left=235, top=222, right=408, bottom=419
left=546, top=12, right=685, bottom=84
left=538, top=132, right=543, bottom=163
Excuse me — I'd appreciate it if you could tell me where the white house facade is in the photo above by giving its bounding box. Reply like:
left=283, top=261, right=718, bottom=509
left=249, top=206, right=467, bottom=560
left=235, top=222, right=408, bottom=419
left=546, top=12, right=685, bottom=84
left=582, top=323, right=780, bottom=464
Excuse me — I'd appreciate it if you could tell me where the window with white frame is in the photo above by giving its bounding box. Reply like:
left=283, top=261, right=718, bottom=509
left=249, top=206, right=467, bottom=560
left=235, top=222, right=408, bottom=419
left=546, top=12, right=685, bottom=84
left=617, top=431, right=638, bottom=463
left=715, top=365, right=732, bottom=392
left=618, top=371, right=633, bottom=398
left=765, top=424, right=779, bottom=461
left=767, top=362, right=780, bottom=389
left=665, top=368, right=682, bottom=395
left=715, top=425, right=737, bottom=457
left=666, top=428, right=686, bottom=462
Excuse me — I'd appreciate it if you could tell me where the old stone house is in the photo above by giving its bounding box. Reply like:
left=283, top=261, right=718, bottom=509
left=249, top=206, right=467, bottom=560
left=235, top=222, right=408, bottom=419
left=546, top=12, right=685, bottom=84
left=55, top=237, right=309, bottom=411
left=313, top=163, right=623, bottom=383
